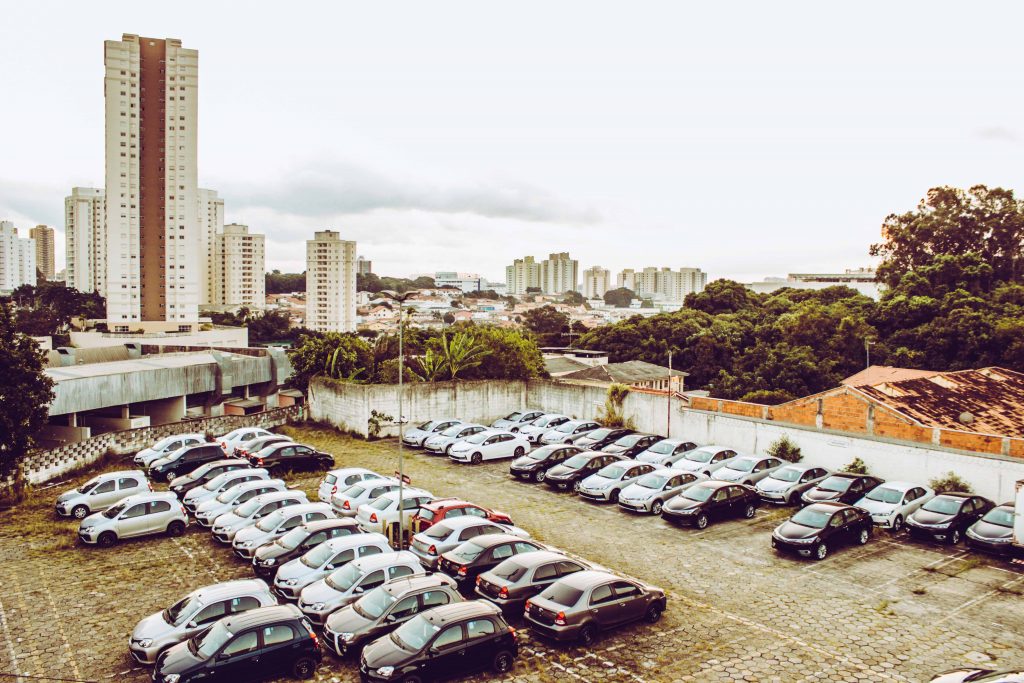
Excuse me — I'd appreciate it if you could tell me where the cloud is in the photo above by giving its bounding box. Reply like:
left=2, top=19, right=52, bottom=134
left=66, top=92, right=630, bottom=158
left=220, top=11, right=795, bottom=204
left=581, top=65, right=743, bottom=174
left=976, top=126, right=1017, bottom=141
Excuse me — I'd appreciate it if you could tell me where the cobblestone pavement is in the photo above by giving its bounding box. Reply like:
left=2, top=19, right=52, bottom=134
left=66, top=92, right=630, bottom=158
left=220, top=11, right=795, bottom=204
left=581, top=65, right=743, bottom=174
left=1, top=426, right=1022, bottom=683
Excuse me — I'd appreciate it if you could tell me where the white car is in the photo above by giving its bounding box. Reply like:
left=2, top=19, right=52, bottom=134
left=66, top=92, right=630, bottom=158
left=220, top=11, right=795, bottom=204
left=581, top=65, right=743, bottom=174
left=755, top=465, right=831, bottom=505
left=712, top=456, right=785, bottom=485
left=331, top=478, right=403, bottom=517
left=672, top=445, right=741, bottom=476
left=518, top=414, right=571, bottom=443
left=635, top=439, right=700, bottom=466
left=409, top=517, right=531, bottom=570
left=55, top=470, right=150, bottom=519
left=195, top=479, right=286, bottom=526
left=183, top=468, right=269, bottom=512
left=491, top=409, right=544, bottom=430
left=539, top=420, right=601, bottom=445
left=402, top=419, right=462, bottom=448
left=211, top=489, right=308, bottom=543
left=217, top=427, right=275, bottom=456
left=448, top=430, right=530, bottom=464
left=298, top=551, right=425, bottom=625
left=577, top=459, right=660, bottom=503
left=232, top=502, right=336, bottom=559
left=355, top=488, right=434, bottom=535
left=423, top=424, right=488, bottom=455
left=272, top=533, right=393, bottom=600
left=855, top=481, right=935, bottom=532
left=318, top=468, right=386, bottom=504
left=234, top=434, right=294, bottom=459
left=133, top=434, right=205, bottom=467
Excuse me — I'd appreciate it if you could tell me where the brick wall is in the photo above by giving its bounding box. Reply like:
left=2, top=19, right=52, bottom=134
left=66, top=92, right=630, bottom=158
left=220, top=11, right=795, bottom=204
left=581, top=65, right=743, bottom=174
left=819, top=393, right=870, bottom=433
left=768, top=396, right=819, bottom=427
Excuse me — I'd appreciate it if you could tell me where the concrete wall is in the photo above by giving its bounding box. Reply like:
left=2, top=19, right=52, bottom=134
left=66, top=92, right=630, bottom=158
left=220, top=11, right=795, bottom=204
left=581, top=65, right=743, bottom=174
left=70, top=327, right=249, bottom=349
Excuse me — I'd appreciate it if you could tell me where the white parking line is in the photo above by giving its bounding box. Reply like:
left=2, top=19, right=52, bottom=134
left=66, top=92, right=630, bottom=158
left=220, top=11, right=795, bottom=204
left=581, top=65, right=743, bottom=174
left=42, top=582, right=83, bottom=682
left=0, top=598, right=23, bottom=683
left=931, top=574, right=1024, bottom=626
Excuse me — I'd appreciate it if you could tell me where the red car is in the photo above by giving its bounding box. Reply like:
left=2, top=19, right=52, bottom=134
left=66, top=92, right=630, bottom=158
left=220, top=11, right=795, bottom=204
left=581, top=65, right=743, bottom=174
left=410, top=498, right=513, bottom=533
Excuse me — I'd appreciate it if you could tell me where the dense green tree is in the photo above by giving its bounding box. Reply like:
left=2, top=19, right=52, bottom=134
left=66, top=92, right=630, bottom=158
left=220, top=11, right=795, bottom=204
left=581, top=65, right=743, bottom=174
left=463, top=289, right=501, bottom=300
left=248, top=310, right=293, bottom=342
left=603, top=287, right=636, bottom=308
left=434, top=331, right=490, bottom=379
left=521, top=305, right=569, bottom=346
left=287, top=332, right=373, bottom=391
left=265, top=270, right=306, bottom=294
left=0, top=304, right=55, bottom=479
left=562, top=290, right=586, bottom=305
left=6, top=282, right=105, bottom=336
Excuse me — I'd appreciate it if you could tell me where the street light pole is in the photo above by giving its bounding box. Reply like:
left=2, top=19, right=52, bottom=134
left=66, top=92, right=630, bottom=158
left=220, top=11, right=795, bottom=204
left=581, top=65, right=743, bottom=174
left=382, top=290, right=416, bottom=550
left=667, top=350, right=673, bottom=437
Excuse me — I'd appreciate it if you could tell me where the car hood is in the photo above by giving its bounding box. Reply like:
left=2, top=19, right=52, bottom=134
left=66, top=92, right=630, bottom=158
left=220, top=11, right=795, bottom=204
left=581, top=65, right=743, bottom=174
left=855, top=498, right=896, bottom=516
left=150, top=456, right=175, bottom=469
left=714, top=468, right=746, bottom=481
left=803, top=487, right=842, bottom=502
left=169, top=474, right=194, bottom=488
left=57, top=490, right=80, bottom=504
left=775, top=521, right=821, bottom=540
left=423, top=435, right=447, bottom=445
left=197, top=499, right=228, bottom=515
left=619, top=483, right=655, bottom=499
left=665, top=496, right=702, bottom=512
left=361, top=636, right=418, bottom=670
left=214, top=512, right=246, bottom=528
left=156, top=639, right=204, bottom=674
left=510, top=456, right=538, bottom=469
left=403, top=429, right=427, bottom=439
left=301, top=579, right=343, bottom=603
left=133, top=612, right=174, bottom=641
left=275, top=558, right=313, bottom=582
left=970, top=520, right=1012, bottom=539
left=756, top=478, right=793, bottom=493
left=601, top=444, right=627, bottom=453
left=673, top=459, right=704, bottom=472
left=80, top=511, right=106, bottom=528
left=581, top=474, right=615, bottom=488
left=325, top=603, right=375, bottom=633
left=911, top=509, right=955, bottom=525
left=545, top=464, right=577, bottom=478
left=449, top=442, right=474, bottom=452
left=233, top=525, right=270, bottom=545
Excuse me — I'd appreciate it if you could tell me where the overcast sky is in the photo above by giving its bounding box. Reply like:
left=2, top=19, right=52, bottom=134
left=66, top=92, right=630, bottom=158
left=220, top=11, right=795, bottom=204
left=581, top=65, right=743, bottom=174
left=2, top=1, right=1022, bottom=283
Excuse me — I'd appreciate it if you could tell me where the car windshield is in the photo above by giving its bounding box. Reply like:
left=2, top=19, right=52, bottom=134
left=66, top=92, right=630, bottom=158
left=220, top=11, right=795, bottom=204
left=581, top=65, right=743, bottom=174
left=463, top=432, right=489, bottom=445
left=818, top=476, right=852, bottom=493
left=451, top=541, right=486, bottom=562
left=255, top=445, right=279, bottom=458
left=192, top=621, right=233, bottom=659
left=637, top=473, right=670, bottom=489
left=923, top=496, right=964, bottom=515
left=541, top=583, right=583, bottom=607
left=596, top=464, right=627, bottom=479
left=103, top=502, right=126, bottom=519
left=203, top=475, right=228, bottom=491
left=370, top=497, right=394, bottom=511
left=353, top=586, right=396, bottom=619
left=728, top=458, right=757, bottom=473
left=416, top=421, right=434, bottom=430
left=555, top=422, right=577, bottom=433
left=503, top=412, right=522, bottom=421
left=585, top=428, right=613, bottom=440
left=256, top=513, right=281, bottom=531
left=391, top=615, right=439, bottom=651
left=561, top=454, right=591, bottom=470
left=235, top=498, right=263, bottom=516
left=864, top=486, right=904, bottom=504
left=301, top=543, right=336, bottom=568
left=528, top=446, right=558, bottom=461
left=685, top=449, right=716, bottom=464
left=681, top=486, right=714, bottom=502
left=770, top=467, right=802, bottom=483
left=325, top=563, right=361, bottom=591
left=440, top=425, right=463, bottom=437
left=534, top=416, right=557, bottom=427
left=77, top=478, right=100, bottom=494
left=791, top=507, right=831, bottom=529
left=646, top=441, right=676, bottom=455
left=276, top=527, right=307, bottom=550
left=981, top=507, right=1013, bottom=528
left=614, top=434, right=644, bottom=447
left=493, top=560, right=528, bottom=581
left=162, top=593, right=196, bottom=625
left=216, top=488, right=242, bottom=503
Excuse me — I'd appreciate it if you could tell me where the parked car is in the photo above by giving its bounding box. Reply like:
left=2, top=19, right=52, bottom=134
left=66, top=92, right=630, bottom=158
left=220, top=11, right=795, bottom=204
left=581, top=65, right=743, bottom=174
left=55, top=470, right=149, bottom=519
left=195, top=479, right=287, bottom=527
left=331, top=478, right=403, bottom=517
left=247, top=442, right=335, bottom=474
left=402, top=419, right=463, bottom=448
left=423, top=423, right=488, bottom=455
left=438, top=533, right=545, bottom=586
left=539, top=420, right=601, bottom=445
left=170, top=459, right=252, bottom=498
left=129, top=579, right=276, bottom=665
left=601, top=433, right=664, bottom=458
left=634, top=439, right=699, bottom=466
left=572, top=427, right=634, bottom=451
left=448, top=430, right=530, bottom=464
left=476, top=550, right=588, bottom=610
left=182, top=468, right=269, bottom=512
left=772, top=501, right=873, bottom=560
left=252, top=519, right=364, bottom=580
left=854, top=481, right=934, bottom=532
left=577, top=460, right=658, bottom=503
left=543, top=451, right=626, bottom=492
left=78, top=492, right=187, bottom=547
left=323, top=574, right=462, bottom=658
left=152, top=604, right=322, bottom=682
left=217, top=427, right=275, bottom=457
left=491, top=409, right=544, bottom=430
left=149, top=443, right=228, bottom=482
left=410, top=498, right=513, bottom=534
left=524, top=570, right=666, bottom=645
left=298, top=551, right=425, bottom=625
left=272, top=533, right=392, bottom=600
left=358, top=601, right=518, bottom=681
left=801, top=473, right=884, bottom=506
left=661, top=480, right=760, bottom=528
left=671, top=445, right=741, bottom=476
left=133, top=433, right=205, bottom=467
left=212, top=490, right=309, bottom=544
left=518, top=414, right=571, bottom=443
left=966, top=503, right=1017, bottom=555
left=234, top=434, right=293, bottom=459
left=755, top=464, right=830, bottom=505
left=318, top=468, right=385, bottom=504
left=927, top=670, right=1024, bottom=683
left=711, top=456, right=785, bottom=486
left=232, top=502, right=336, bottom=560
left=508, top=444, right=583, bottom=482
left=617, top=470, right=707, bottom=515
left=409, top=517, right=530, bottom=570
left=355, top=488, right=435, bottom=535
left=906, top=493, right=995, bottom=545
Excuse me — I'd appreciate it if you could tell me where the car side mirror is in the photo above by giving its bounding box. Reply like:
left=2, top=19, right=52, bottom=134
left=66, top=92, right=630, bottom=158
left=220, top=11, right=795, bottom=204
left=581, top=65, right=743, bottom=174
left=429, top=646, right=441, bottom=656
left=354, top=587, right=364, bottom=594
left=217, top=652, right=232, bottom=661
left=384, top=614, right=398, bottom=623
left=187, top=621, right=198, bottom=629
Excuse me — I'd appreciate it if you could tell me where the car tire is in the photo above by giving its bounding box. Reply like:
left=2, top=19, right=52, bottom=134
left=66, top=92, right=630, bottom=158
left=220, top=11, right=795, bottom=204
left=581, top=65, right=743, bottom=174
left=950, top=529, right=961, bottom=545
left=743, top=504, right=756, bottom=519
left=534, top=470, right=546, bottom=483
left=164, top=470, right=177, bottom=483
left=857, top=528, right=870, bottom=545
left=651, top=501, right=663, bottom=515
left=572, top=480, right=581, bottom=493
left=644, top=604, right=664, bottom=623
left=471, top=453, right=482, bottom=465
left=696, top=514, right=709, bottom=529
left=166, top=520, right=186, bottom=537
left=71, top=505, right=89, bottom=520
left=400, top=677, right=422, bottom=683
left=291, top=656, right=317, bottom=679
left=514, top=446, right=525, bottom=457
left=892, top=516, right=903, bottom=533
left=815, top=542, right=828, bottom=561
left=492, top=650, right=515, bottom=674
left=445, top=445, right=452, bottom=456
left=97, top=531, right=117, bottom=548
left=578, top=623, right=597, bottom=646
left=609, top=489, right=620, bottom=503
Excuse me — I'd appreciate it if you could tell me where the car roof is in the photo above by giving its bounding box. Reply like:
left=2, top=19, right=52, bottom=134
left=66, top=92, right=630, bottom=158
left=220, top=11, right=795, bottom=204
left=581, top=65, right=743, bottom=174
left=691, top=444, right=732, bottom=452
left=301, top=518, right=360, bottom=533
left=466, top=533, right=528, bottom=547
left=95, top=469, right=147, bottom=479
left=804, top=501, right=850, bottom=512
left=496, top=549, right=566, bottom=568
left=831, top=472, right=870, bottom=479
left=418, top=601, right=501, bottom=625
left=693, top=480, right=733, bottom=490
left=120, top=491, right=178, bottom=504
left=420, top=498, right=473, bottom=511
left=268, top=502, right=332, bottom=516
left=220, top=604, right=302, bottom=630
left=323, top=532, right=389, bottom=549
left=874, top=481, right=921, bottom=491
left=251, top=490, right=305, bottom=503
left=327, top=467, right=375, bottom=476
left=378, top=487, right=431, bottom=500
left=383, top=573, right=457, bottom=595
left=193, top=579, right=270, bottom=603
left=230, top=479, right=284, bottom=493
left=556, top=569, right=619, bottom=589
left=934, top=491, right=973, bottom=499
left=267, top=442, right=316, bottom=451
left=202, top=458, right=250, bottom=469
left=349, top=550, right=420, bottom=572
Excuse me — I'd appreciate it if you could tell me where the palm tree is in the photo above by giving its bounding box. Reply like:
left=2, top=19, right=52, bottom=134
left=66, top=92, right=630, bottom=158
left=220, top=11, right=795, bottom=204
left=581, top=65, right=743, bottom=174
left=441, top=331, right=490, bottom=379
left=414, top=347, right=447, bottom=382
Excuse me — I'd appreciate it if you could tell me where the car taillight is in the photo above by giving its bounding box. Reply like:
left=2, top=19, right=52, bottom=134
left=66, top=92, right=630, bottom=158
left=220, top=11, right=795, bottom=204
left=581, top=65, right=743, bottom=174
left=428, top=544, right=436, bottom=555
left=342, top=500, right=351, bottom=510
left=509, top=626, right=517, bottom=640
left=499, top=585, right=509, bottom=598
left=555, top=611, right=566, bottom=626
left=256, top=458, right=264, bottom=467
left=369, top=513, right=378, bottom=523
left=310, top=631, right=320, bottom=649
left=524, top=600, right=532, bottom=612
left=220, top=442, right=227, bottom=450
left=180, top=505, right=187, bottom=516
left=331, top=485, right=337, bottom=495
left=458, top=566, right=467, bottom=576
left=475, top=576, right=481, bottom=585
left=148, top=482, right=153, bottom=491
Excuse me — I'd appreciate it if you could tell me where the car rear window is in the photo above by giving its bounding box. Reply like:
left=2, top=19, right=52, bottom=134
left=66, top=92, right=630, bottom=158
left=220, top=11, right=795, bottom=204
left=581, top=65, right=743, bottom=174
left=324, top=474, right=337, bottom=485
left=542, top=583, right=583, bottom=607
left=493, top=560, right=528, bottom=581
left=417, top=509, right=436, bottom=522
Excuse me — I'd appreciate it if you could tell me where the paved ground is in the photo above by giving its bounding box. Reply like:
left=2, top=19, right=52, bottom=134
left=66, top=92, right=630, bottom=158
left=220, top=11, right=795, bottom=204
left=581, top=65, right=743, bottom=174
left=1, top=425, right=1022, bottom=683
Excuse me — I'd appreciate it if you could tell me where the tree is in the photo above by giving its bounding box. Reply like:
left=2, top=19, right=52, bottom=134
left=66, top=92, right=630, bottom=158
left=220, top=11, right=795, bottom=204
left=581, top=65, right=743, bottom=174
left=0, top=304, right=55, bottom=479
left=526, top=286, right=542, bottom=294
left=8, top=282, right=106, bottom=336
left=521, top=305, right=569, bottom=346
left=265, top=270, right=306, bottom=294
left=562, top=290, right=586, bottom=305
left=437, top=331, right=490, bottom=379
left=442, top=312, right=456, bottom=325
left=684, top=279, right=757, bottom=314
left=450, top=325, right=548, bottom=381
left=247, top=310, right=293, bottom=342
left=287, top=332, right=372, bottom=391
left=413, top=347, right=447, bottom=381
left=603, top=287, right=635, bottom=308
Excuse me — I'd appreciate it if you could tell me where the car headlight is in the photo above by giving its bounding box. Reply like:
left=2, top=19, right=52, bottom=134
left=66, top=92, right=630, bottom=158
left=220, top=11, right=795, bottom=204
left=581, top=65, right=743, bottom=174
left=285, top=579, right=298, bottom=586
left=376, top=667, right=395, bottom=678
left=790, top=536, right=817, bottom=544
left=163, top=675, right=180, bottom=683
left=261, top=557, right=276, bottom=566
left=340, top=631, right=355, bottom=642
left=137, top=638, right=154, bottom=648
left=312, top=602, right=326, bottom=611
left=932, top=522, right=951, bottom=529
left=240, top=540, right=254, bottom=548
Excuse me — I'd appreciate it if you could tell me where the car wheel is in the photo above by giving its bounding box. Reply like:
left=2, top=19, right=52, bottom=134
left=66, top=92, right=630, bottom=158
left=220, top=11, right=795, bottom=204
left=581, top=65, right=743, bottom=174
left=471, top=452, right=483, bottom=465
left=400, top=677, right=422, bottom=683
left=166, top=520, right=186, bottom=537
left=950, top=529, right=961, bottom=545
left=71, top=505, right=89, bottom=520
left=815, top=542, right=828, bottom=561
left=644, top=604, right=663, bottom=623
left=164, top=470, right=177, bottom=482
left=609, top=489, right=620, bottom=503
left=534, top=470, right=546, bottom=483
left=857, top=527, right=870, bottom=545
left=97, top=531, right=117, bottom=548
left=696, top=514, right=709, bottom=529
left=291, top=655, right=317, bottom=679
left=514, top=446, right=525, bottom=457
left=445, top=445, right=452, bottom=456
left=892, top=516, right=903, bottom=533
left=492, top=650, right=515, bottom=674
left=651, top=501, right=663, bottom=515
left=572, top=480, right=582, bottom=493
left=578, top=623, right=597, bottom=646
left=743, top=504, right=756, bottom=519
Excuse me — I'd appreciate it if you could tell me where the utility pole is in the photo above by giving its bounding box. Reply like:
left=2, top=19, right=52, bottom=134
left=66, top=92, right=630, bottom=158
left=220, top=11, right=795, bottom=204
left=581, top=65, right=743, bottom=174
left=667, top=350, right=673, bottom=437
left=865, top=338, right=873, bottom=369
left=382, top=290, right=416, bottom=549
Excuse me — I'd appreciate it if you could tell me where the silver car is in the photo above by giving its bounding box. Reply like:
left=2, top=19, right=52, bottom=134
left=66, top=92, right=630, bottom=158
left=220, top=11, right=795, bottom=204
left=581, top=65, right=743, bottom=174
left=182, top=468, right=269, bottom=512
left=78, top=492, right=187, bottom=547
left=491, top=409, right=544, bottom=430
left=476, top=549, right=589, bottom=610
left=672, top=445, right=741, bottom=476
left=232, top=502, right=336, bottom=559
left=298, top=551, right=425, bottom=625
left=55, top=470, right=149, bottom=519
left=211, top=490, right=308, bottom=543
left=331, top=478, right=402, bottom=517
left=128, top=579, right=276, bottom=665
left=194, top=479, right=286, bottom=527
left=755, top=465, right=830, bottom=505
left=409, top=517, right=531, bottom=570
left=635, top=439, right=700, bottom=466
left=422, top=424, right=488, bottom=455
left=855, top=481, right=935, bottom=531
left=712, top=456, right=785, bottom=485
left=577, top=460, right=659, bottom=503
left=617, top=470, right=708, bottom=515
left=318, top=468, right=385, bottom=504
left=402, top=419, right=462, bottom=448
left=539, top=420, right=601, bottom=445
left=272, top=533, right=393, bottom=600
left=518, top=414, right=571, bottom=443
left=133, top=433, right=205, bottom=467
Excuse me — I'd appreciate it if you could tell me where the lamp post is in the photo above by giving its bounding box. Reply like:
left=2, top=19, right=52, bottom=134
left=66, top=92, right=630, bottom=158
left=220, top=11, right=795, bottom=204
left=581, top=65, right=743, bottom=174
left=380, top=290, right=417, bottom=549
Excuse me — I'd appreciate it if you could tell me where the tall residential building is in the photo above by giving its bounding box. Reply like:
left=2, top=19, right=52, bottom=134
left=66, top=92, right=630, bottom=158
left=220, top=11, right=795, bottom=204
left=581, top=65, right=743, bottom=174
left=215, top=223, right=265, bottom=309
left=30, top=225, right=55, bottom=280
left=0, top=221, right=37, bottom=294
left=198, top=188, right=224, bottom=305
left=306, top=230, right=356, bottom=332
left=617, top=266, right=707, bottom=302
left=65, top=188, right=107, bottom=294
left=104, top=34, right=200, bottom=331
left=581, top=265, right=611, bottom=299
left=505, top=256, right=541, bottom=296
left=540, top=252, right=579, bottom=295
left=356, top=255, right=372, bottom=276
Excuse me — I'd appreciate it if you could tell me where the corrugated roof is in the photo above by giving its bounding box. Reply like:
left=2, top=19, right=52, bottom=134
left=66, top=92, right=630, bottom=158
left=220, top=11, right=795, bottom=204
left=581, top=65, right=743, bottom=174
left=841, top=365, right=939, bottom=386
left=561, top=360, right=687, bottom=384
left=544, top=356, right=589, bottom=376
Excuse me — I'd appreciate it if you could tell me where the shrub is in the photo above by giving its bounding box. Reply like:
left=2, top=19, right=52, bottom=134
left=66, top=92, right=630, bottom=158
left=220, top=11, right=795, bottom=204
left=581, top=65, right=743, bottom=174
left=844, top=457, right=869, bottom=474
left=929, top=471, right=974, bottom=494
left=599, top=383, right=635, bottom=429
left=766, top=435, right=802, bottom=463
left=367, top=410, right=393, bottom=440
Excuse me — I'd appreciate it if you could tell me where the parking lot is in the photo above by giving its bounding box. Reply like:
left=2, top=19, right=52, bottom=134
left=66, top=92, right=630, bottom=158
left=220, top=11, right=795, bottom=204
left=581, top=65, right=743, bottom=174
left=1, top=424, right=1022, bottom=683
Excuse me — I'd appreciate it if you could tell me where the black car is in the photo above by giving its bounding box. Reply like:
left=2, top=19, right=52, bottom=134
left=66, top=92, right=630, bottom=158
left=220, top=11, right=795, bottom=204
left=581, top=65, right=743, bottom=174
left=438, top=534, right=544, bottom=587
left=543, top=452, right=625, bottom=492
left=600, top=433, right=663, bottom=458
left=359, top=601, right=517, bottom=682
left=907, top=493, right=995, bottom=545
left=966, top=503, right=1017, bottom=556
left=800, top=472, right=884, bottom=506
left=572, top=427, right=634, bottom=450
left=252, top=519, right=364, bottom=579
left=771, top=501, right=873, bottom=560
left=154, top=604, right=322, bottom=682
left=661, top=481, right=760, bottom=528
left=169, top=459, right=250, bottom=497
left=508, top=445, right=583, bottom=482
left=149, top=444, right=227, bottom=482
left=248, top=443, right=335, bottom=474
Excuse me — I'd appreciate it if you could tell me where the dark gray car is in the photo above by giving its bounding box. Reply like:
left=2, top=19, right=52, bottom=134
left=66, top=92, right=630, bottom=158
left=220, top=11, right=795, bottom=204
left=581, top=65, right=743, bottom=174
left=475, top=550, right=588, bottom=610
